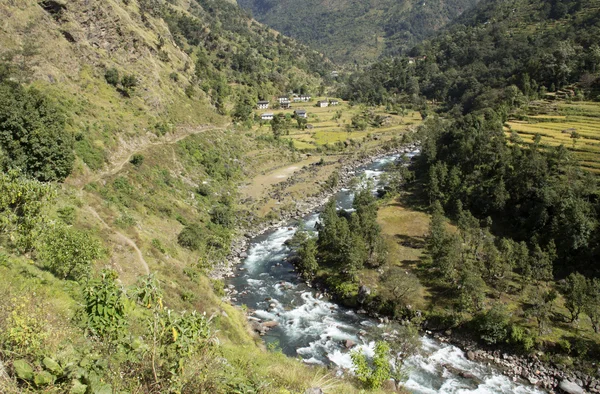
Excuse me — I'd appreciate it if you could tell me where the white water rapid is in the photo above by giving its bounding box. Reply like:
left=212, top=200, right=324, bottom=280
left=229, top=153, right=545, bottom=393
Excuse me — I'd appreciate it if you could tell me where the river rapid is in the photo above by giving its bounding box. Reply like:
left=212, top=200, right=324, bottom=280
left=228, top=153, right=545, bottom=394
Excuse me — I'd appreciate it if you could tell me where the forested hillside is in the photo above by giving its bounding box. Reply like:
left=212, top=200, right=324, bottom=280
left=237, top=0, right=480, bottom=62
left=304, top=0, right=600, bottom=375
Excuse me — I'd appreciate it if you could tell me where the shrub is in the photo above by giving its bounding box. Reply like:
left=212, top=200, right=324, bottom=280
left=104, top=68, right=120, bottom=86
left=196, top=183, right=212, bottom=197
left=508, top=324, right=537, bottom=353
left=474, top=304, right=509, bottom=345
left=210, top=205, right=234, bottom=227
left=151, top=238, right=166, bottom=253
left=38, top=224, right=102, bottom=281
left=0, top=170, right=55, bottom=251
left=351, top=341, right=391, bottom=389
left=129, top=153, right=144, bottom=167
left=83, top=269, right=127, bottom=340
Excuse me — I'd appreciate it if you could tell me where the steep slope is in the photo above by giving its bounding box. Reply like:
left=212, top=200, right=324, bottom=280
left=0, top=0, right=332, bottom=180
left=237, top=0, right=480, bottom=63
left=0, top=1, right=387, bottom=393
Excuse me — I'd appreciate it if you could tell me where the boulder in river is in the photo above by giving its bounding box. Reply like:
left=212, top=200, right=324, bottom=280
left=262, top=321, right=279, bottom=328
left=559, top=380, right=584, bottom=394
left=344, top=339, right=356, bottom=349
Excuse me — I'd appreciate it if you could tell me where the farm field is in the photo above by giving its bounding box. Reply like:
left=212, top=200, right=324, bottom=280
left=506, top=101, right=600, bottom=173
left=253, top=98, right=422, bottom=151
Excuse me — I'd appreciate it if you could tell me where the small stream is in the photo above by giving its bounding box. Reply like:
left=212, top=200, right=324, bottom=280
left=228, top=153, right=545, bottom=393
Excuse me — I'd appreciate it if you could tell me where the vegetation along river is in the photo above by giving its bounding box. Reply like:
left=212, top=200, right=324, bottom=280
left=228, top=153, right=544, bottom=393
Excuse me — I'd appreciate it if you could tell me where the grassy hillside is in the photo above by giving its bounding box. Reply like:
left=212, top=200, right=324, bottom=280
left=237, top=0, right=480, bottom=63
left=0, top=1, right=403, bottom=393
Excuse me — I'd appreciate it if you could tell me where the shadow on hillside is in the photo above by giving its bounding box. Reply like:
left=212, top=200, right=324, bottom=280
left=394, top=234, right=426, bottom=249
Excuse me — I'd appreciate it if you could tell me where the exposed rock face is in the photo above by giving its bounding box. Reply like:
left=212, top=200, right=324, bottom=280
left=344, top=339, right=356, bottom=349
left=559, top=380, right=584, bottom=394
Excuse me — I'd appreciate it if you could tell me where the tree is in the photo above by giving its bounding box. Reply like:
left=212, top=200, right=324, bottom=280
left=561, top=272, right=587, bottom=322
left=232, top=96, right=254, bottom=122
left=271, top=115, right=286, bottom=139
left=584, top=278, right=600, bottom=333
left=382, top=267, right=421, bottom=317
left=475, top=304, right=509, bottom=344
left=0, top=82, right=75, bottom=181
left=297, top=237, right=319, bottom=279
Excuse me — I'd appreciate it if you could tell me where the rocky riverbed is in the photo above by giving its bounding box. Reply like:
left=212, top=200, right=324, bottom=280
left=430, top=332, right=599, bottom=393
left=211, top=143, right=419, bottom=280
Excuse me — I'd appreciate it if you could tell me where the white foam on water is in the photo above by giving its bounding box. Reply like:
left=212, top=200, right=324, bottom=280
left=235, top=150, right=542, bottom=394
left=401, top=337, right=546, bottom=394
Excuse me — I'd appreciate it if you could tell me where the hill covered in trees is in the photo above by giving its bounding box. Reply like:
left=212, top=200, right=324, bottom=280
left=237, top=0, right=480, bottom=63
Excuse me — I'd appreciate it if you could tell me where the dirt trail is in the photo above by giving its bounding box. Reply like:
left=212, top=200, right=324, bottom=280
left=87, top=206, right=150, bottom=276
left=80, top=124, right=226, bottom=276
left=84, top=124, right=226, bottom=188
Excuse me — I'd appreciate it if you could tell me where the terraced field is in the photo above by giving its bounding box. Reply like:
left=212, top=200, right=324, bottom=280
left=507, top=101, right=600, bottom=173
left=254, top=98, right=422, bottom=150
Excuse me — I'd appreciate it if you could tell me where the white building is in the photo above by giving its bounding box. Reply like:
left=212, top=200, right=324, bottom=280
left=295, top=109, right=307, bottom=118
left=261, top=113, right=274, bottom=121
left=300, top=95, right=311, bottom=102
left=317, top=100, right=329, bottom=108
left=257, top=101, right=269, bottom=109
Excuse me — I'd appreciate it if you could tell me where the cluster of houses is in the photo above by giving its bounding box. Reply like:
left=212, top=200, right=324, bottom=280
left=260, top=109, right=307, bottom=121
left=257, top=95, right=339, bottom=121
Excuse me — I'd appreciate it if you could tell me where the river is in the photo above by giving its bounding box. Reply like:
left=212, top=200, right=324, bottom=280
left=228, top=153, right=545, bottom=393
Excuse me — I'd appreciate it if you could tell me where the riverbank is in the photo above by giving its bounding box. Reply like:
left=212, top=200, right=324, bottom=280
left=211, top=142, right=419, bottom=280
left=432, top=331, right=600, bottom=394
left=219, top=146, right=598, bottom=394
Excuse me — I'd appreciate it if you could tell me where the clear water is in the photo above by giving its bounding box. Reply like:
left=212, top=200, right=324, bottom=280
left=228, top=153, right=545, bottom=393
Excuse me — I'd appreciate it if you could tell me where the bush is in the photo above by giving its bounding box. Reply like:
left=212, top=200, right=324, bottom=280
left=474, top=304, right=509, bottom=345
left=38, top=224, right=102, bottom=281
left=508, top=324, right=537, bottom=353
left=210, top=205, right=234, bottom=228
left=351, top=341, right=391, bottom=389
left=129, top=153, right=144, bottom=167
left=104, top=68, right=120, bottom=86
left=178, top=224, right=206, bottom=251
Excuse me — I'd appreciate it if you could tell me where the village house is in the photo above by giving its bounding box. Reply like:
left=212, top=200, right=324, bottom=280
left=278, top=96, right=290, bottom=104
left=257, top=100, right=269, bottom=109
left=331, top=71, right=339, bottom=78
left=261, top=113, right=274, bottom=121
left=317, top=100, right=329, bottom=108
left=293, top=96, right=302, bottom=102
left=294, top=109, right=307, bottom=119
left=280, top=101, right=291, bottom=109
left=300, top=94, right=311, bottom=102
left=330, top=99, right=339, bottom=106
